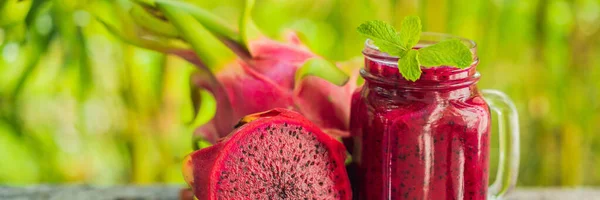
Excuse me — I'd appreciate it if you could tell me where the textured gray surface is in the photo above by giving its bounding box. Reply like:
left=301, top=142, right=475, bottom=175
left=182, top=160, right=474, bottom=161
left=0, top=185, right=599, bottom=200
left=505, top=188, right=600, bottom=200
left=0, top=185, right=183, bottom=200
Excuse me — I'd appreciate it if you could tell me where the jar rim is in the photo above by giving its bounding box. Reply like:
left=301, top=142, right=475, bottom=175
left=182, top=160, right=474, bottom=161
left=363, top=32, right=478, bottom=66
left=361, top=33, right=481, bottom=89
left=359, top=68, right=481, bottom=90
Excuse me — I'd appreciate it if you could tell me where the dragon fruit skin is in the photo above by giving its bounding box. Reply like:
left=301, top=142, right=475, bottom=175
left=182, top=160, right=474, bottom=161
left=194, top=32, right=359, bottom=143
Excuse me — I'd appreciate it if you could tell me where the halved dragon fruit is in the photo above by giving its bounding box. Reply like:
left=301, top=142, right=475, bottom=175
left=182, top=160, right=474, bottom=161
left=182, top=108, right=352, bottom=199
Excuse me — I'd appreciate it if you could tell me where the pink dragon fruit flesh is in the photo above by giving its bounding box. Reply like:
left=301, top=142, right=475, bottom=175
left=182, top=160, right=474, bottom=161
left=183, top=108, right=352, bottom=199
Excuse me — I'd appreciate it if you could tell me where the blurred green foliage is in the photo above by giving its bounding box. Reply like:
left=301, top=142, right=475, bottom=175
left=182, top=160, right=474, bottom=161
left=0, top=0, right=599, bottom=186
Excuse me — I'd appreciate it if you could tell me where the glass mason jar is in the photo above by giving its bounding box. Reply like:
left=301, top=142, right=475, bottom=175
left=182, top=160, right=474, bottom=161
left=350, top=33, right=519, bottom=200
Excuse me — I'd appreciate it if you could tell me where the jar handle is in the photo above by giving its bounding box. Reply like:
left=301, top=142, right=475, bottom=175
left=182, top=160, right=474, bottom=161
left=481, top=89, right=520, bottom=200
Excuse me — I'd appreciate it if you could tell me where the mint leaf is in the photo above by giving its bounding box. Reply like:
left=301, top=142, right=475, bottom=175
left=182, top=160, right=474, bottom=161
left=398, top=49, right=421, bottom=81
left=357, top=16, right=473, bottom=81
left=418, top=39, right=473, bottom=68
left=398, top=16, right=421, bottom=50
left=356, top=20, right=406, bottom=56
left=357, top=18, right=423, bottom=80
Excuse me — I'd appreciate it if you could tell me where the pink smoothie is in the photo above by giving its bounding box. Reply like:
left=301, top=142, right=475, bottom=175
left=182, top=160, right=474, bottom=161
left=350, top=45, right=491, bottom=200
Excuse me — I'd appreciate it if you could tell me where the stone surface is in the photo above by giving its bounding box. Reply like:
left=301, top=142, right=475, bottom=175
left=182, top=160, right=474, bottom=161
left=0, top=185, right=182, bottom=200
left=0, top=185, right=599, bottom=200
left=506, top=188, right=600, bottom=200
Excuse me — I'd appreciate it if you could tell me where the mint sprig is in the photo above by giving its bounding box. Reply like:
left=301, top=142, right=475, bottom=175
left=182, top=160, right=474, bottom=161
left=398, top=16, right=422, bottom=51
left=357, top=17, right=473, bottom=81
left=356, top=20, right=407, bottom=57
left=399, top=49, right=421, bottom=81
left=418, top=39, right=472, bottom=68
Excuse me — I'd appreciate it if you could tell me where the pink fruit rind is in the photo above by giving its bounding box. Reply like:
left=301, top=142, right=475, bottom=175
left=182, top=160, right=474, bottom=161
left=190, top=71, right=235, bottom=142
left=293, top=58, right=363, bottom=137
left=294, top=76, right=352, bottom=134
left=184, top=108, right=351, bottom=200
left=191, top=32, right=361, bottom=144
left=192, top=56, right=295, bottom=144
left=219, top=60, right=295, bottom=117
left=248, top=35, right=315, bottom=90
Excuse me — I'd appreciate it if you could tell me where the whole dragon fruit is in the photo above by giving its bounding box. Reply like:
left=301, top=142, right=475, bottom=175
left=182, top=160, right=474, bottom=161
left=193, top=32, right=360, bottom=144
left=95, top=0, right=360, bottom=144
